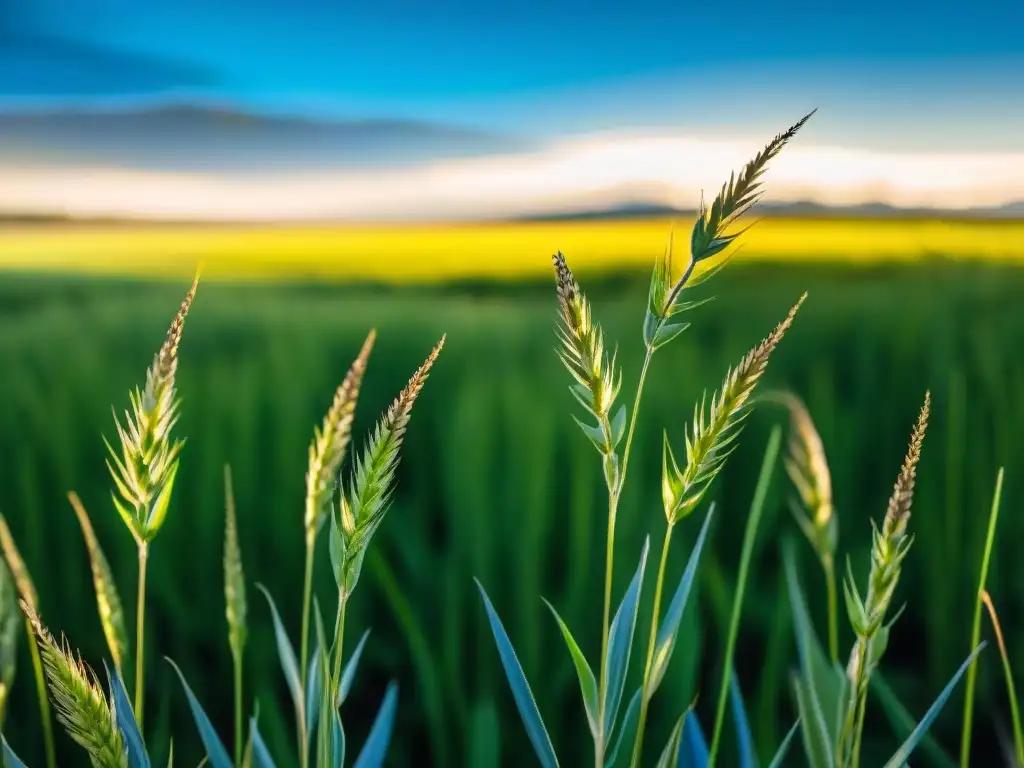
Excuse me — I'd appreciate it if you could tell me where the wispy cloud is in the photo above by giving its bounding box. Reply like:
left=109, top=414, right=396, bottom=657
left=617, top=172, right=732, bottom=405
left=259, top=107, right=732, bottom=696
left=3, top=130, right=1023, bottom=221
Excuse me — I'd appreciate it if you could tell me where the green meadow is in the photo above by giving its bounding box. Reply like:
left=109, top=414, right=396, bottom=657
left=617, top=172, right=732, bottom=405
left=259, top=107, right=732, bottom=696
left=0, top=258, right=1020, bottom=766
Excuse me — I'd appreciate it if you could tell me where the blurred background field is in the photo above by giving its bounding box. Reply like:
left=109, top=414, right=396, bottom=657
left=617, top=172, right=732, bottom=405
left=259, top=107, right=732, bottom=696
left=1, top=245, right=1021, bottom=766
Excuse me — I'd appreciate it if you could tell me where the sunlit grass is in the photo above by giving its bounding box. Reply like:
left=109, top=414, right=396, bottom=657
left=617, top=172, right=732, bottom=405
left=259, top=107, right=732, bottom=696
left=1, top=216, right=1023, bottom=283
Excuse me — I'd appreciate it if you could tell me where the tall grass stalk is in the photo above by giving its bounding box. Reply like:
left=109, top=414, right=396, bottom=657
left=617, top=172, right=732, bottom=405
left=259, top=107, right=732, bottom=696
left=707, top=424, right=782, bottom=766
left=223, top=464, right=248, bottom=766
left=959, top=466, right=1005, bottom=767
left=980, top=589, right=1024, bottom=765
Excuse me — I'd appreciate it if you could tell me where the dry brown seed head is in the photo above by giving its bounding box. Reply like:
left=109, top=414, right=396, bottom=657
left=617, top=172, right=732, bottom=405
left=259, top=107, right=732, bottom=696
left=155, top=270, right=200, bottom=387
left=884, top=390, right=931, bottom=535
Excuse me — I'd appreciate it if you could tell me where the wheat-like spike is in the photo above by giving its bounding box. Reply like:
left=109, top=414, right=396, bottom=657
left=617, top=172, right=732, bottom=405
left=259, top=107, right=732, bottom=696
left=107, top=274, right=199, bottom=542
left=223, top=465, right=247, bottom=661
left=664, top=294, right=806, bottom=522
left=23, top=602, right=128, bottom=768
left=341, top=337, right=444, bottom=587
left=882, top=391, right=931, bottom=538
left=552, top=252, right=620, bottom=420
left=68, top=492, right=129, bottom=678
left=305, top=329, right=376, bottom=541
left=0, top=513, right=38, bottom=612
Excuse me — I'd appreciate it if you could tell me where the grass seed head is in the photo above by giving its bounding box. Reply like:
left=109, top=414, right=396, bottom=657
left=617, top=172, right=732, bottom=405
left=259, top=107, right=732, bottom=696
left=340, top=336, right=445, bottom=595
left=106, top=272, right=199, bottom=543
left=68, top=492, right=129, bottom=678
left=0, top=512, right=38, bottom=611
left=223, top=465, right=247, bottom=662
left=23, top=602, right=128, bottom=768
left=663, top=294, right=806, bottom=522
left=305, top=329, right=376, bottom=542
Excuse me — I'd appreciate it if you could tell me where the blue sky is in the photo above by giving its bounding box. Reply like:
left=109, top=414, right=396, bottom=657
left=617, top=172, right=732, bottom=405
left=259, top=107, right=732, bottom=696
left=2, top=0, right=1023, bottom=150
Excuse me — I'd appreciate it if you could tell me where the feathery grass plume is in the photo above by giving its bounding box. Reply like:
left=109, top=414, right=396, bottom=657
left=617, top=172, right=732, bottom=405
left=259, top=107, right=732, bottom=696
left=645, top=111, right=815, bottom=344
left=305, top=329, right=376, bottom=544
left=769, top=390, right=840, bottom=663
left=222, top=465, right=248, bottom=766
left=338, top=336, right=445, bottom=597
left=23, top=601, right=128, bottom=768
left=662, top=293, right=807, bottom=523
left=68, top=492, right=129, bottom=679
left=105, top=271, right=199, bottom=544
left=0, top=556, right=17, bottom=727
left=841, top=391, right=930, bottom=767
left=552, top=251, right=625, bottom=485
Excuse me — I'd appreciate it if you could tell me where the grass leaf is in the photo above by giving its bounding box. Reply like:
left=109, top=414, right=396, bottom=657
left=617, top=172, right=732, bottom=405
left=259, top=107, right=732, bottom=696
left=729, top=673, right=757, bottom=768
left=869, top=672, right=957, bottom=768
left=654, top=715, right=684, bottom=768
left=542, top=599, right=599, bottom=737
left=766, top=720, right=801, bottom=768
left=305, top=646, right=321, bottom=745
left=255, top=585, right=302, bottom=723
left=475, top=578, right=559, bottom=768
left=352, top=682, right=399, bottom=768
left=791, top=671, right=833, bottom=768
left=166, top=659, right=231, bottom=768
left=1, top=735, right=26, bottom=768
left=339, top=629, right=371, bottom=705
left=603, top=687, right=640, bottom=768
left=885, top=643, right=987, bottom=768
left=679, top=711, right=709, bottom=768
left=106, top=662, right=150, bottom=768
left=248, top=713, right=275, bottom=768
left=604, top=537, right=650, bottom=737
left=649, top=506, right=714, bottom=698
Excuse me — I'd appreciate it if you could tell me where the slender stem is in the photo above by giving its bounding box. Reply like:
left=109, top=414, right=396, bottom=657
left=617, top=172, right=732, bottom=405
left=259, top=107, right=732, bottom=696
left=298, top=536, right=315, bottom=768
left=960, top=467, right=1004, bottom=767
left=838, top=639, right=868, bottom=768
left=629, top=522, right=674, bottom=768
left=851, top=687, right=869, bottom=768
left=707, top=425, right=781, bottom=767
left=233, top=649, right=243, bottom=767
left=824, top=556, right=839, bottom=666
left=331, top=595, right=348, bottom=702
left=26, top=619, right=56, bottom=768
left=134, top=541, right=149, bottom=727
left=595, top=347, right=654, bottom=768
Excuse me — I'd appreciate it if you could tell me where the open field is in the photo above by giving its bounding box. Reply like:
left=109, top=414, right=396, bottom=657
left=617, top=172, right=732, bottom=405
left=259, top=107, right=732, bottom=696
left=1, top=216, right=1023, bottom=282
left=0, top=259, right=1022, bottom=766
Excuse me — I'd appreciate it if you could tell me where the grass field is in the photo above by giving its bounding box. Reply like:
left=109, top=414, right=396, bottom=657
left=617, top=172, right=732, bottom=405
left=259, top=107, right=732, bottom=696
left=1, top=250, right=1022, bottom=766
left=1, top=216, right=1024, bottom=282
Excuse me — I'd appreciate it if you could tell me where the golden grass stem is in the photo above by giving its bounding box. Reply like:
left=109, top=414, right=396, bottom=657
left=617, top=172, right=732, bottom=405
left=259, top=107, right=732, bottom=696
left=707, top=425, right=782, bottom=767
left=960, top=467, right=1005, bottom=767
left=134, top=541, right=149, bottom=728
left=629, top=520, right=674, bottom=768
left=981, top=589, right=1024, bottom=766
left=26, top=619, right=57, bottom=768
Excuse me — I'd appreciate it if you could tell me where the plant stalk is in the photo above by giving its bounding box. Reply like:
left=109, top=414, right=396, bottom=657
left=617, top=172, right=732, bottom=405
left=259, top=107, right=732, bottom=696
left=960, top=467, right=1005, bottom=767
left=233, top=648, right=243, bottom=767
left=135, top=541, right=149, bottom=727
left=298, top=535, right=315, bottom=768
left=707, top=425, right=782, bottom=766
left=824, top=555, right=839, bottom=666
left=629, top=521, right=674, bottom=768
left=26, top=619, right=57, bottom=768
left=331, top=595, right=348, bottom=702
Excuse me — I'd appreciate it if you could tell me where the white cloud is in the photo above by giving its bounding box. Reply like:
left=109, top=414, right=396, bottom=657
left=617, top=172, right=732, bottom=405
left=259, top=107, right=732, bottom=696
left=2, top=129, right=1023, bottom=220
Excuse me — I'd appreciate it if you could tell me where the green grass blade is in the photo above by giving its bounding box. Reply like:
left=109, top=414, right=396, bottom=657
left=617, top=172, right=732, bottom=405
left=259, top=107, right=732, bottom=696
left=870, top=672, right=957, bottom=768
left=339, top=629, right=371, bottom=705
left=729, top=673, right=758, bottom=768
left=166, top=659, right=232, bottom=768
left=604, top=537, right=650, bottom=737
left=708, top=426, right=781, bottom=767
left=256, top=585, right=303, bottom=722
left=887, top=642, right=987, bottom=768
left=107, top=661, right=151, bottom=768
left=960, top=467, right=1004, bottom=767
left=654, top=715, right=684, bottom=768
left=305, top=646, right=321, bottom=744
left=604, top=687, right=641, bottom=768
left=248, top=714, right=276, bottom=768
left=766, top=720, right=800, bottom=768
left=332, top=711, right=346, bottom=768
left=352, top=682, right=399, bottom=768
left=475, top=578, right=559, bottom=768
left=791, top=672, right=832, bottom=768
left=649, top=507, right=714, bottom=698
left=542, top=599, right=599, bottom=738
